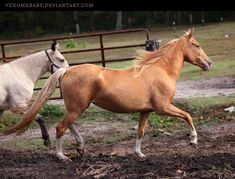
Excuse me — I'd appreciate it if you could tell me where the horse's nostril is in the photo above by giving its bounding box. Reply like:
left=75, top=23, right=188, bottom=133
left=208, top=59, right=212, bottom=64
left=206, top=59, right=212, bottom=66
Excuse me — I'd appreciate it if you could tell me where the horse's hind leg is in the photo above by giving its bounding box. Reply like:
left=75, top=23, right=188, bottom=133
left=135, top=112, right=150, bottom=158
left=69, top=124, right=85, bottom=156
left=35, top=114, right=51, bottom=147
left=56, top=111, right=82, bottom=161
left=157, top=104, right=197, bottom=144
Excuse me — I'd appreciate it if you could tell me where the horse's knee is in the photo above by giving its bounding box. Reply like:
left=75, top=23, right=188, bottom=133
left=35, top=115, right=45, bottom=124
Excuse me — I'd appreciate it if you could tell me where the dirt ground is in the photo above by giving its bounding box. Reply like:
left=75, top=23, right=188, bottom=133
left=0, top=117, right=234, bottom=178
left=0, top=76, right=234, bottom=178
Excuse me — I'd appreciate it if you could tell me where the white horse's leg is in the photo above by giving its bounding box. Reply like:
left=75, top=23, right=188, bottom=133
left=135, top=112, right=150, bottom=158
left=69, top=124, right=85, bottom=156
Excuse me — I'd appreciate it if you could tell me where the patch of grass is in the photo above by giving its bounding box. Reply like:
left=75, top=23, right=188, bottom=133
left=0, top=104, right=65, bottom=132
left=39, top=104, right=65, bottom=125
left=174, top=95, right=235, bottom=126
left=40, top=104, right=64, bottom=118
left=149, top=114, right=177, bottom=128
left=3, top=137, right=72, bottom=150
left=9, top=138, right=45, bottom=149
left=175, top=94, right=235, bottom=109
left=131, top=112, right=177, bottom=128
left=64, top=39, right=78, bottom=49
left=106, top=60, right=133, bottom=69
left=0, top=114, right=21, bottom=132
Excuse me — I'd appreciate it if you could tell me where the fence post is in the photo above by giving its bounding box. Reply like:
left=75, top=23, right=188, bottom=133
left=99, top=35, right=106, bottom=67
left=145, top=40, right=161, bottom=51
left=1, top=44, right=6, bottom=62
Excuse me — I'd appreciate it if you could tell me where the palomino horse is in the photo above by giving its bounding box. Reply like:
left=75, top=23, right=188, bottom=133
left=0, top=41, right=69, bottom=146
left=6, top=28, right=212, bottom=161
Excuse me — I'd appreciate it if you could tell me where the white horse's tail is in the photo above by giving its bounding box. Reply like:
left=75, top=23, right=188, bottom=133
left=5, top=68, right=67, bottom=135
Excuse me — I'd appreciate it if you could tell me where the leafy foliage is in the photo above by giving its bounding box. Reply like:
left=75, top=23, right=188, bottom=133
left=0, top=11, right=234, bottom=40
left=64, top=39, right=78, bottom=49
left=40, top=104, right=64, bottom=118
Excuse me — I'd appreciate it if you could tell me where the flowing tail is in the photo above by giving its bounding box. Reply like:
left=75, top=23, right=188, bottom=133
left=4, top=68, right=67, bottom=135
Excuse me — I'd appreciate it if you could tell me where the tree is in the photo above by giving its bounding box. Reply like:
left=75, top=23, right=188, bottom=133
left=115, top=11, right=122, bottom=30
left=73, top=11, right=80, bottom=34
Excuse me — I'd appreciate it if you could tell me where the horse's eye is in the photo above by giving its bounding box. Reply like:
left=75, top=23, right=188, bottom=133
left=57, top=57, right=64, bottom=62
left=192, top=43, right=200, bottom=48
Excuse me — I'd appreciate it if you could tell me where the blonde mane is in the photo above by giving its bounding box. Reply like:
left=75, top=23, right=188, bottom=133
left=133, top=39, right=178, bottom=76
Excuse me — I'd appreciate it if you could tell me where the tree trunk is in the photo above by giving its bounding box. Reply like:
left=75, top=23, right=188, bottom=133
left=189, top=13, right=193, bottom=24
left=177, top=11, right=182, bottom=25
left=201, top=11, right=205, bottom=25
left=73, top=11, right=80, bottom=34
left=116, top=11, right=122, bottom=30
left=165, top=11, right=170, bottom=25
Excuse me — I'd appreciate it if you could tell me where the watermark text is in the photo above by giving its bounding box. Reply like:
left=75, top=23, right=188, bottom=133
left=5, top=2, right=94, bottom=9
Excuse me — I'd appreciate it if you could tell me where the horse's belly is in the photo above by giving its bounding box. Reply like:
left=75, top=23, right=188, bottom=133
left=92, top=96, right=152, bottom=113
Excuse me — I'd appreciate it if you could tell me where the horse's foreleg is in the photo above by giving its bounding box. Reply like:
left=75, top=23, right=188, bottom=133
left=135, top=112, right=150, bottom=158
left=35, top=114, right=51, bottom=147
left=56, top=112, right=80, bottom=161
left=158, top=104, right=197, bottom=144
left=69, top=124, right=85, bottom=156
left=0, top=110, right=4, bottom=120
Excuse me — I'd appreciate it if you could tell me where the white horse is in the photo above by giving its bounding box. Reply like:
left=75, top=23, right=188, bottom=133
left=0, top=41, right=69, bottom=146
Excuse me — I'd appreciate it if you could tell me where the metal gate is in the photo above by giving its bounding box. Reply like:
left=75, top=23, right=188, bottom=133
left=0, top=28, right=153, bottom=100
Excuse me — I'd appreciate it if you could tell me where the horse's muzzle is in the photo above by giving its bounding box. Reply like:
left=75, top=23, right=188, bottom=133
left=202, top=58, right=212, bottom=71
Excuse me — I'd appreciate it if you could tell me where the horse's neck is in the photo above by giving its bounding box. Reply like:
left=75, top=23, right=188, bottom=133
left=152, top=43, right=185, bottom=81
left=12, top=51, right=49, bottom=84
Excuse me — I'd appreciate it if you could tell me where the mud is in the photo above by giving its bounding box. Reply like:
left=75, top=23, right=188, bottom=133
left=176, top=76, right=235, bottom=98
left=0, top=120, right=234, bottom=178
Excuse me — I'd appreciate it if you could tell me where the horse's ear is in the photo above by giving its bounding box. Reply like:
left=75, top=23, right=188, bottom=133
left=51, top=41, right=57, bottom=51
left=185, top=28, right=195, bottom=39
left=55, top=42, right=60, bottom=50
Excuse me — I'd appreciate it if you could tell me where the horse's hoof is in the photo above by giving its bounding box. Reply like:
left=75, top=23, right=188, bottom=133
left=63, top=158, right=72, bottom=162
left=60, top=157, right=72, bottom=162
left=190, top=142, right=198, bottom=149
left=76, top=148, right=85, bottom=156
left=57, top=154, right=72, bottom=162
left=136, top=152, right=146, bottom=158
left=43, top=139, right=51, bottom=147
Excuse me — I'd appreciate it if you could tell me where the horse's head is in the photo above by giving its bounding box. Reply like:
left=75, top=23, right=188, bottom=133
left=49, top=41, right=69, bottom=70
left=183, top=28, right=212, bottom=71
